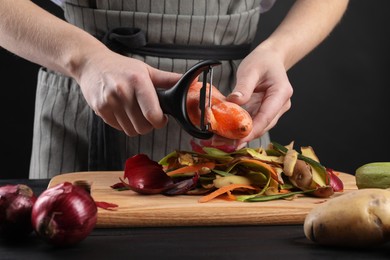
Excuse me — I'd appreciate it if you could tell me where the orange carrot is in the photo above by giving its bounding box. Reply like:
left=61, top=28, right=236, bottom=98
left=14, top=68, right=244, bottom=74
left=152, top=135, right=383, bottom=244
left=198, top=184, right=257, bottom=203
left=166, top=162, right=216, bottom=176
left=226, top=190, right=236, bottom=201
left=186, top=81, right=253, bottom=139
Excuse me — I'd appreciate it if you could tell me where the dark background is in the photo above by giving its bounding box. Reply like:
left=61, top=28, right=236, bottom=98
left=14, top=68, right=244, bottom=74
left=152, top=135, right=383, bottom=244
left=1, top=0, right=389, bottom=179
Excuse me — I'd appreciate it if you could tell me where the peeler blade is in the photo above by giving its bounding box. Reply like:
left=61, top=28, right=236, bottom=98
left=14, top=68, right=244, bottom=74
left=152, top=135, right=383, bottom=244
left=156, top=59, right=221, bottom=139
left=199, top=67, right=214, bottom=132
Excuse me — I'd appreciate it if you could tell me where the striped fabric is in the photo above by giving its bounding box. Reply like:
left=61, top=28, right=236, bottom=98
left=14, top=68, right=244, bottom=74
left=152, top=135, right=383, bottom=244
left=29, top=0, right=273, bottom=179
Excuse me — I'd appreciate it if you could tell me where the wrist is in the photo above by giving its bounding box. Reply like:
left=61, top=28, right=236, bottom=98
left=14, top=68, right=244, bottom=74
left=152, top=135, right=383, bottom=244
left=64, top=36, right=109, bottom=82
left=253, top=39, right=291, bottom=70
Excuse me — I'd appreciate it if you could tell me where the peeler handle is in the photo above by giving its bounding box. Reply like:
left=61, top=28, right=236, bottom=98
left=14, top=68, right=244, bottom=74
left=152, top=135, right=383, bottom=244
left=156, top=60, right=221, bottom=139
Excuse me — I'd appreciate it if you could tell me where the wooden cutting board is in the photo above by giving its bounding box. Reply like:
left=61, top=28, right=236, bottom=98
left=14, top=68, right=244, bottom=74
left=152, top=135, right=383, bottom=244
left=48, top=171, right=357, bottom=228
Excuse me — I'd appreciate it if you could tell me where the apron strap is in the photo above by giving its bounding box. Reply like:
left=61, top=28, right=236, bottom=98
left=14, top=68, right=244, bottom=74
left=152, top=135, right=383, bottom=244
left=102, top=27, right=252, bottom=60
left=88, top=0, right=96, bottom=8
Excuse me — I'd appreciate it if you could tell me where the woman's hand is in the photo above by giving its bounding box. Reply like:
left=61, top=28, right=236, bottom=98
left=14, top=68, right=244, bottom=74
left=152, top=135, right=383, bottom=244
left=227, top=44, right=293, bottom=144
left=1, top=0, right=184, bottom=137
left=76, top=48, right=182, bottom=136
left=226, top=0, right=349, bottom=146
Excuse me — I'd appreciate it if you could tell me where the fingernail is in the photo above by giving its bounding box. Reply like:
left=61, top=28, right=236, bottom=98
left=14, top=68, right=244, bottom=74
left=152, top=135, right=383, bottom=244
left=237, top=142, right=247, bottom=150
left=229, top=91, right=243, bottom=98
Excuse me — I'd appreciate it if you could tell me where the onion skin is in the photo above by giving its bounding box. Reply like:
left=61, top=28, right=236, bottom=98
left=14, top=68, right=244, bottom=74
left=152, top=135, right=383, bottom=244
left=0, top=184, right=36, bottom=238
left=190, top=138, right=237, bottom=153
left=124, top=154, right=174, bottom=194
left=327, top=168, right=344, bottom=192
left=31, top=182, right=97, bottom=247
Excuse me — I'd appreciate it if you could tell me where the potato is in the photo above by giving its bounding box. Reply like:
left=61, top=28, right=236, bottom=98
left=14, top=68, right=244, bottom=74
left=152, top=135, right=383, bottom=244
left=304, top=188, right=390, bottom=247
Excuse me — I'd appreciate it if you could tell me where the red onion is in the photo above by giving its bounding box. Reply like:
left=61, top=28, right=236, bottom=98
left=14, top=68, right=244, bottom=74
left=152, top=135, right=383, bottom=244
left=31, top=182, right=97, bottom=247
left=123, top=154, right=174, bottom=194
left=0, top=184, right=37, bottom=238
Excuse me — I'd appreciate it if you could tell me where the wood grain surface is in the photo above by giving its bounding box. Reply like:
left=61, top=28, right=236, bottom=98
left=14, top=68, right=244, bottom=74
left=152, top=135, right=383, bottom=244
left=48, top=171, right=357, bottom=228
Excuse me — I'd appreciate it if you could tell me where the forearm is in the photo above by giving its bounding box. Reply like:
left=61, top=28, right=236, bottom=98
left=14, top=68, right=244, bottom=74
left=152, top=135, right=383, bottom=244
left=0, top=0, right=107, bottom=80
left=256, top=0, right=349, bottom=70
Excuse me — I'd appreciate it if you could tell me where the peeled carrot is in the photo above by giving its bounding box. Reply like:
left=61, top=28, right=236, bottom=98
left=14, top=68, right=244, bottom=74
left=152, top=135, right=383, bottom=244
left=166, top=162, right=216, bottom=177
left=186, top=81, right=253, bottom=139
left=198, top=184, right=257, bottom=203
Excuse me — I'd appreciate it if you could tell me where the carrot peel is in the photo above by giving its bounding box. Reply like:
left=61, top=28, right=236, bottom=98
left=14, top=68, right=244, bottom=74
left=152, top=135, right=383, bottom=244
left=166, top=162, right=216, bottom=176
left=198, top=184, right=257, bottom=203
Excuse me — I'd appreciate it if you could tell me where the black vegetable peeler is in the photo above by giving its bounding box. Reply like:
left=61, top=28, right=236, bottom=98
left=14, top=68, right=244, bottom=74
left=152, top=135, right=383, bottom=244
left=156, top=60, right=222, bottom=139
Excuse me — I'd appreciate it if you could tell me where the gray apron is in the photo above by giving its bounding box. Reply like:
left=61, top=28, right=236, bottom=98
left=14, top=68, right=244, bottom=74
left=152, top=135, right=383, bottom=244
left=29, top=0, right=272, bottom=179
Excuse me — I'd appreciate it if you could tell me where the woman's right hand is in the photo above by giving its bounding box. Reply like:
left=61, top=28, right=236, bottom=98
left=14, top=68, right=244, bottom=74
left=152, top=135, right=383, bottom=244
left=1, top=0, right=183, bottom=137
left=76, top=48, right=182, bottom=136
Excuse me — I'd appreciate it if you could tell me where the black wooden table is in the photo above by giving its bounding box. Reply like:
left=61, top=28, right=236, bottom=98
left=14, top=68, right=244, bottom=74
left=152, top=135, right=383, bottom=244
left=0, top=178, right=389, bottom=260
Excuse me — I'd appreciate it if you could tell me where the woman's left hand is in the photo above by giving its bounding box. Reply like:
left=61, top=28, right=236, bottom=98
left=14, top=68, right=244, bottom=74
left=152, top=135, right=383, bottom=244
left=226, top=44, right=293, bottom=145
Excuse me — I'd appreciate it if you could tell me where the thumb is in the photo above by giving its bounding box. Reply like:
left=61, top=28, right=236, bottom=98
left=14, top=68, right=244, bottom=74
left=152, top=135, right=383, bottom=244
left=149, top=67, right=182, bottom=89
left=226, top=72, right=258, bottom=105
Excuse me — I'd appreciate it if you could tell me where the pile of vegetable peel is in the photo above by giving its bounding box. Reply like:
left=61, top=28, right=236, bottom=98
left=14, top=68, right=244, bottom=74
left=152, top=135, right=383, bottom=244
left=111, top=141, right=344, bottom=203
